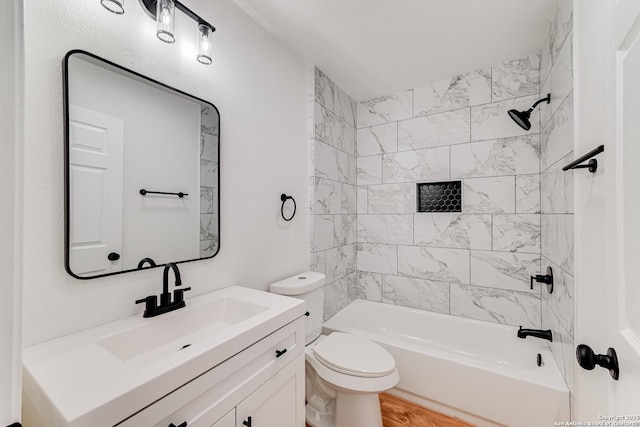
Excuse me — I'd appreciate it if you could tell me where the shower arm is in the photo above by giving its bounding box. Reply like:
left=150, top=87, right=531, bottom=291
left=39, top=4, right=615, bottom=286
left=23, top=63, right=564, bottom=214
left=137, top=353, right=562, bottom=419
left=528, top=94, right=551, bottom=111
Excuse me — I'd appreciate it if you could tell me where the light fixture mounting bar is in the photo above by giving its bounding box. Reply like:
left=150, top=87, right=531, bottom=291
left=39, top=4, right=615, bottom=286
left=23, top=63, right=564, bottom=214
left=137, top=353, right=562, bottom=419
left=138, top=0, right=215, bottom=30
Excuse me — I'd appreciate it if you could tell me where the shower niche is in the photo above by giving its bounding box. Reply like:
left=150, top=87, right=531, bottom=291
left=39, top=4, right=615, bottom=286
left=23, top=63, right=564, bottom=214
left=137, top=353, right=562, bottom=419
left=416, top=181, right=462, bottom=213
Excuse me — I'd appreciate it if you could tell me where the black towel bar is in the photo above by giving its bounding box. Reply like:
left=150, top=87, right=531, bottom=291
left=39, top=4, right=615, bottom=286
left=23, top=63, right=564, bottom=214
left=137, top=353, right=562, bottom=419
left=139, top=189, right=188, bottom=198
left=562, top=145, right=604, bottom=173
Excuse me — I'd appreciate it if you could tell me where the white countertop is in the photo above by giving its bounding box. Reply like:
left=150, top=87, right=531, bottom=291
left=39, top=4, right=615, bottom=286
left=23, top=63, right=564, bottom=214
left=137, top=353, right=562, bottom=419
left=22, top=286, right=305, bottom=426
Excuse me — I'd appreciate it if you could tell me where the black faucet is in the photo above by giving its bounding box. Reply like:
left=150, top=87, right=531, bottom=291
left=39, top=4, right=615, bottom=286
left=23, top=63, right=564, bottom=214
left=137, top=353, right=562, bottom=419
left=135, top=262, right=191, bottom=317
left=517, top=326, right=553, bottom=342
left=137, top=257, right=157, bottom=269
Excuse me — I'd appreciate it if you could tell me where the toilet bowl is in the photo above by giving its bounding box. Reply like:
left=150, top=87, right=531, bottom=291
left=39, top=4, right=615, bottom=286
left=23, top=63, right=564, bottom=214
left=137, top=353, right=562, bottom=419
left=270, top=272, right=399, bottom=427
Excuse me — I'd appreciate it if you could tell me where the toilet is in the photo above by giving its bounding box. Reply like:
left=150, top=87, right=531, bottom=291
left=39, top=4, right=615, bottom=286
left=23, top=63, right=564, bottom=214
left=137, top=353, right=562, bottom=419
left=270, top=272, right=399, bottom=427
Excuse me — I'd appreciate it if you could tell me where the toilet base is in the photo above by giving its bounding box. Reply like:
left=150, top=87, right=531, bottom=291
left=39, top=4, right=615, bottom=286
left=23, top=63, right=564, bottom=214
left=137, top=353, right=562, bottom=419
left=305, top=403, right=335, bottom=427
left=334, top=391, right=383, bottom=427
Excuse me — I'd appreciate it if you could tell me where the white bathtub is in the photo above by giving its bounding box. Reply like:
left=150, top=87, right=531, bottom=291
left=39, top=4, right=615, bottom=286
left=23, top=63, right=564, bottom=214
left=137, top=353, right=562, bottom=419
left=322, top=299, right=569, bottom=427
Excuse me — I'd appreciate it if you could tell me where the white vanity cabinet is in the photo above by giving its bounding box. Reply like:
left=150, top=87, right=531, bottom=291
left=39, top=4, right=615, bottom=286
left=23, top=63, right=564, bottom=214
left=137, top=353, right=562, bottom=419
left=22, top=287, right=307, bottom=427
left=118, top=319, right=305, bottom=427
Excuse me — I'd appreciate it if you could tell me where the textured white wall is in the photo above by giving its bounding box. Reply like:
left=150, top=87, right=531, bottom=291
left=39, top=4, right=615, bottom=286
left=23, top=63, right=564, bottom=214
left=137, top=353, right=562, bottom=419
left=22, top=0, right=309, bottom=346
left=0, top=0, right=23, bottom=422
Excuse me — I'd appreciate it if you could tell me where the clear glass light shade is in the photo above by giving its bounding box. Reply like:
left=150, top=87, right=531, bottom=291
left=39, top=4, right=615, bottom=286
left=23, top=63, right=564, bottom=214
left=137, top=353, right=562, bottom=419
left=156, top=0, right=176, bottom=43
left=197, top=24, right=214, bottom=65
left=101, top=0, right=124, bottom=14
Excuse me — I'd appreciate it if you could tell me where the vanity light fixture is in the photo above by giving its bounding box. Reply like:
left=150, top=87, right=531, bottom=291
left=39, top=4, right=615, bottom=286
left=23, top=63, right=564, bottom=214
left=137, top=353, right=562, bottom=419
left=156, top=0, right=176, bottom=43
left=101, top=0, right=125, bottom=14
left=100, top=0, right=216, bottom=64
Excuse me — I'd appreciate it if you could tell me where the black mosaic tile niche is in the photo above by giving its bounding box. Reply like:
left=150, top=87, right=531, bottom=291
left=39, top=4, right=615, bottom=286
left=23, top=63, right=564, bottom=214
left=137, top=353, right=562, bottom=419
left=417, top=181, right=462, bottom=213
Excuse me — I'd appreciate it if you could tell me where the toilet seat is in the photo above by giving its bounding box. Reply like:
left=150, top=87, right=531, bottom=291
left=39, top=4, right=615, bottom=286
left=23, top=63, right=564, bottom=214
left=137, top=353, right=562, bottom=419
left=312, top=332, right=396, bottom=378
left=306, top=333, right=399, bottom=394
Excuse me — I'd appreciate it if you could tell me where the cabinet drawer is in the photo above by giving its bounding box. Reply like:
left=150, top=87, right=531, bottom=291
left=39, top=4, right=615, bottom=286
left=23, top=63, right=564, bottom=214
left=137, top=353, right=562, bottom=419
left=117, top=318, right=304, bottom=427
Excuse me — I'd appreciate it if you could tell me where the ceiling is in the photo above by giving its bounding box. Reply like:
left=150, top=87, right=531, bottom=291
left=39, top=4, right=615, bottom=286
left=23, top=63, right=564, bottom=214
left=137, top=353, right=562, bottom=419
left=231, top=0, right=556, bottom=101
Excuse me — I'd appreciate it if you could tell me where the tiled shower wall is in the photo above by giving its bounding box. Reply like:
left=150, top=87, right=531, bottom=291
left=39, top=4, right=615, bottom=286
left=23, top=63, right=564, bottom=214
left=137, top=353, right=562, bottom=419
left=353, top=54, right=544, bottom=328
left=310, top=68, right=358, bottom=320
left=200, top=104, right=220, bottom=257
left=539, top=0, right=575, bottom=395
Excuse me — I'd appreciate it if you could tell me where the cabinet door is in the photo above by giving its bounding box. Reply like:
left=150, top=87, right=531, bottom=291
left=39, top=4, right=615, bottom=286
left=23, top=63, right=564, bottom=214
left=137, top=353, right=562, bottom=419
left=212, top=409, right=235, bottom=427
left=236, top=354, right=305, bottom=427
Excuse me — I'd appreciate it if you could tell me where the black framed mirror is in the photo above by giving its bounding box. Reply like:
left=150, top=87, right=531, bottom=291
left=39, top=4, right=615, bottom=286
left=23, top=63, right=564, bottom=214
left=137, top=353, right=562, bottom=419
left=63, top=50, right=220, bottom=279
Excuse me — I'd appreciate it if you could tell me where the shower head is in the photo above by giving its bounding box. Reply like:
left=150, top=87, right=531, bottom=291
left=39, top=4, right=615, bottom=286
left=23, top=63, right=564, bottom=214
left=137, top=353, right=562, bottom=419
left=507, top=93, right=551, bottom=131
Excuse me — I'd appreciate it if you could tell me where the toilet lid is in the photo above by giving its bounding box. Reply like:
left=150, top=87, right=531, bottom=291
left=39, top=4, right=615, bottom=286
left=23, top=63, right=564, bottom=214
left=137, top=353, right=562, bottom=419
left=311, top=332, right=396, bottom=378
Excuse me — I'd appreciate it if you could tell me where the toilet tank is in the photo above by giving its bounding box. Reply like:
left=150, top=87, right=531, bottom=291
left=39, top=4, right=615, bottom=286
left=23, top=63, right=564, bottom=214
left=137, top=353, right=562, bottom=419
left=270, top=272, right=325, bottom=345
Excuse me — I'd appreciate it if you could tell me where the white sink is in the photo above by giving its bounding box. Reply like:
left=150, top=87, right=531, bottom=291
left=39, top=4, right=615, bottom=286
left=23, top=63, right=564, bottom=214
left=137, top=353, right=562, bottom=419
left=22, top=286, right=305, bottom=426
left=99, top=297, right=269, bottom=366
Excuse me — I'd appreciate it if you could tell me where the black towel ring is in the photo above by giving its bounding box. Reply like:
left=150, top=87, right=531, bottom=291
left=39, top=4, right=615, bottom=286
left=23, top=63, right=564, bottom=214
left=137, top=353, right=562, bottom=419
left=280, top=194, right=296, bottom=221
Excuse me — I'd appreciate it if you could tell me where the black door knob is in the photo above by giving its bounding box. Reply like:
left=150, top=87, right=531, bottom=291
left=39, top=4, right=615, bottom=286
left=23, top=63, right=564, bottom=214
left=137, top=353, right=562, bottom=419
left=576, top=344, right=619, bottom=380
left=107, top=252, right=120, bottom=261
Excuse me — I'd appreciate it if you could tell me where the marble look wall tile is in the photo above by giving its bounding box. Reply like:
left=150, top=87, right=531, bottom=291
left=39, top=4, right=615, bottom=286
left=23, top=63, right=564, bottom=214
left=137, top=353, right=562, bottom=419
left=326, top=110, right=353, bottom=154
left=542, top=301, right=575, bottom=393
left=313, top=215, right=334, bottom=251
left=352, top=271, right=383, bottom=302
left=357, top=90, right=413, bottom=128
left=548, top=31, right=573, bottom=122
left=357, top=186, right=368, bottom=214
left=200, top=133, right=218, bottom=162
left=543, top=262, right=574, bottom=337
left=451, top=134, right=540, bottom=178
left=200, top=160, right=217, bottom=188
left=541, top=214, right=559, bottom=263
left=200, top=239, right=218, bottom=257
left=382, top=275, right=449, bottom=314
left=324, top=276, right=350, bottom=321
left=554, top=0, right=573, bottom=61
left=414, top=214, right=491, bottom=250
left=471, top=95, right=541, bottom=141
left=356, top=243, right=398, bottom=274
left=516, top=174, right=541, bottom=214
left=413, top=75, right=470, bottom=116
left=314, top=178, right=341, bottom=215
left=357, top=155, right=382, bottom=185
left=540, top=21, right=553, bottom=89
left=342, top=183, right=357, bottom=215
left=200, top=187, right=213, bottom=214
left=493, top=214, right=541, bottom=253
left=413, top=68, right=491, bottom=115
left=564, top=154, right=574, bottom=213
left=311, top=251, right=326, bottom=275
left=463, top=176, right=515, bottom=213
left=491, top=53, right=540, bottom=101
left=348, top=155, right=357, bottom=186
left=471, top=250, right=541, bottom=292
left=334, top=214, right=357, bottom=246
left=314, top=102, right=327, bottom=143
left=541, top=154, right=572, bottom=214
left=450, top=283, right=541, bottom=328
left=200, top=214, right=218, bottom=241
left=558, top=214, right=574, bottom=274
left=315, top=68, right=335, bottom=112
left=201, top=104, right=219, bottom=135
left=367, top=183, right=415, bottom=213
left=398, top=245, right=470, bottom=284
left=540, top=70, right=552, bottom=128
left=382, top=146, right=450, bottom=183
left=316, top=141, right=349, bottom=183
left=541, top=93, right=573, bottom=171
left=357, top=123, right=398, bottom=157
left=326, top=244, right=356, bottom=282
left=357, top=214, right=413, bottom=245
left=333, top=86, right=357, bottom=128
left=397, top=108, right=470, bottom=151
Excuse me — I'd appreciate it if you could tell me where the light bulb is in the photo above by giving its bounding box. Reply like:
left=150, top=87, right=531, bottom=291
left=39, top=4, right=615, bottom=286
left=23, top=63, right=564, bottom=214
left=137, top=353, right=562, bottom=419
left=197, top=24, right=214, bottom=65
left=156, top=0, right=175, bottom=43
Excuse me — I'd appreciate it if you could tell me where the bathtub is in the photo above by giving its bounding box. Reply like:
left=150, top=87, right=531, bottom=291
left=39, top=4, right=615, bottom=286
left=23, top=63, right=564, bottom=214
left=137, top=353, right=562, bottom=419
left=322, top=299, right=569, bottom=427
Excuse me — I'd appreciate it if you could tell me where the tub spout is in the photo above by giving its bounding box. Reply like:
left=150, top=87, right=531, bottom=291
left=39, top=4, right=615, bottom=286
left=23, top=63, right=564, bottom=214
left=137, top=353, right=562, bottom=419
left=517, top=326, right=553, bottom=342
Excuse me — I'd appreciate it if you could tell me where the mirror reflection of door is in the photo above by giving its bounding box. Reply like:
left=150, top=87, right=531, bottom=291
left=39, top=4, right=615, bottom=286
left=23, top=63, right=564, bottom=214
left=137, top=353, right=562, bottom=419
left=68, top=105, right=124, bottom=276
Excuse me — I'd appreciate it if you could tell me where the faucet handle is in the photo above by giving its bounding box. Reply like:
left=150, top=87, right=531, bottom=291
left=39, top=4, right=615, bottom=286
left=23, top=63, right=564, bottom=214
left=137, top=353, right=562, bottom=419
left=173, top=287, right=192, bottom=304
left=135, top=295, right=158, bottom=318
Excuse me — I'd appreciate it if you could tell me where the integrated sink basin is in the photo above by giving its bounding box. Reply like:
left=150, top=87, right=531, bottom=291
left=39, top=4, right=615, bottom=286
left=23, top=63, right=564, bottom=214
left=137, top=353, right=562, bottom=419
left=99, top=297, right=269, bottom=366
left=22, top=285, right=305, bottom=426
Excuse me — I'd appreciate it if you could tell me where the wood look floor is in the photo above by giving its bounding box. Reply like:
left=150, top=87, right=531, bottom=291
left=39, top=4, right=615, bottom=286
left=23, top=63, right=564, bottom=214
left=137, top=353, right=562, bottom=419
left=305, top=393, right=476, bottom=427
